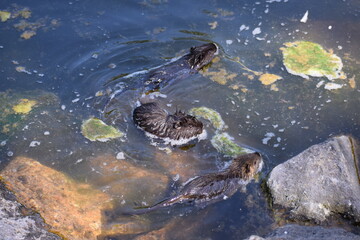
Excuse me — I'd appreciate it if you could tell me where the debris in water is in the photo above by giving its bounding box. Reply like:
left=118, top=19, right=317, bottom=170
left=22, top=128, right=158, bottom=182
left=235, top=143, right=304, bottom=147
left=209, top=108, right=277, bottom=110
left=208, top=21, right=218, bottom=29
left=300, top=10, right=309, bottom=23
left=349, top=75, right=356, bottom=89
left=81, top=118, right=123, bottom=142
left=189, top=107, right=226, bottom=131
left=324, top=82, right=343, bottom=90
left=12, top=99, right=37, bottom=114
left=252, top=27, right=261, bottom=36
left=211, top=132, right=253, bottom=157
left=116, top=152, right=125, bottom=160
left=262, top=132, right=275, bottom=145
left=20, top=30, right=36, bottom=39
left=259, top=73, right=282, bottom=85
left=281, top=41, right=345, bottom=80
left=0, top=11, right=11, bottom=22
left=29, top=141, right=41, bottom=147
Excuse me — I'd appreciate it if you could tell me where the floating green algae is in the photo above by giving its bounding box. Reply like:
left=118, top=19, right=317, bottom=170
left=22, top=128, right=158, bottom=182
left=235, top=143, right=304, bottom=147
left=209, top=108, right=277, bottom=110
left=189, top=107, right=225, bottom=131
left=211, top=132, right=253, bottom=157
left=281, top=41, right=345, bottom=80
left=81, top=118, right=123, bottom=142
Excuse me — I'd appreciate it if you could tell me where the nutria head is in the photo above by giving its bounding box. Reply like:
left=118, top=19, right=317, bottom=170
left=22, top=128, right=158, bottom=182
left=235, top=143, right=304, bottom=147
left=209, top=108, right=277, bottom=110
left=229, top=152, right=263, bottom=180
left=187, top=43, right=218, bottom=70
left=133, top=102, right=204, bottom=142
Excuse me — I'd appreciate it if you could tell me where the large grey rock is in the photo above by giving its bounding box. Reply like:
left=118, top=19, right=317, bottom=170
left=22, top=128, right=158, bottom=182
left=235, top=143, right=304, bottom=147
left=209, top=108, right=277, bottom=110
left=246, top=224, right=360, bottom=240
left=0, top=181, right=61, bottom=240
left=267, top=135, right=360, bottom=222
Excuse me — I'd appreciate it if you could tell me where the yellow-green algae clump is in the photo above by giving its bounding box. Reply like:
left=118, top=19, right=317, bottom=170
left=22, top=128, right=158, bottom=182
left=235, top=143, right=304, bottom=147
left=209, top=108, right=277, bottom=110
left=281, top=41, right=345, bottom=80
left=189, top=107, right=226, bottom=131
left=12, top=98, right=37, bottom=114
left=211, top=132, right=253, bottom=157
left=81, top=118, right=123, bottom=142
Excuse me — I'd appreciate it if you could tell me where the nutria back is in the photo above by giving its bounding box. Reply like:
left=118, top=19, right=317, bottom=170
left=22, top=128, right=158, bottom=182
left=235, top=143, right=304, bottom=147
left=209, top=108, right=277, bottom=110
left=133, top=102, right=204, bottom=142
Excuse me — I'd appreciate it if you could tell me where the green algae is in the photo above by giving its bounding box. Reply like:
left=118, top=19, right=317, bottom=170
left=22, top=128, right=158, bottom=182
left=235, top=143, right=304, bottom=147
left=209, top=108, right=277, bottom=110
left=211, top=132, right=253, bottom=157
left=189, top=107, right=226, bottom=131
left=281, top=41, right=345, bottom=80
left=81, top=118, right=123, bottom=142
left=0, top=90, right=58, bottom=139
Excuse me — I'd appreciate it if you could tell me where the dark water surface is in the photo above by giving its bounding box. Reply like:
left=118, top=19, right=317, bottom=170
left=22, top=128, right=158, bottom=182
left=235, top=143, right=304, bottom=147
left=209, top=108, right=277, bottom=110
left=1, top=0, right=360, bottom=239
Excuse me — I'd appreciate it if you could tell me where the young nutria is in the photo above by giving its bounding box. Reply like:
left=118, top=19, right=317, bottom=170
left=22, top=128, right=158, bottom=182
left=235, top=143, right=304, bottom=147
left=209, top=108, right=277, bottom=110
left=144, top=42, right=218, bottom=90
left=129, top=152, right=263, bottom=214
left=133, top=102, right=205, bottom=145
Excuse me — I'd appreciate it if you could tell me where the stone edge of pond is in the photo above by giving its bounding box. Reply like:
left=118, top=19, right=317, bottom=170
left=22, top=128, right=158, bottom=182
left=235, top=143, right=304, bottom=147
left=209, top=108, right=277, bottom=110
left=261, top=135, right=360, bottom=236
left=0, top=178, right=62, bottom=240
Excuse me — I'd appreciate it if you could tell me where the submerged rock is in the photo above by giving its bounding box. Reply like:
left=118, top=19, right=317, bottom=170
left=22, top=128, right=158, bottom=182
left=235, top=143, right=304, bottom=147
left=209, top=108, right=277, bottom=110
left=81, top=117, right=123, bottom=142
left=267, top=135, right=360, bottom=222
left=281, top=41, right=345, bottom=80
left=0, top=180, right=61, bottom=240
left=189, top=106, right=226, bottom=131
left=89, top=154, right=169, bottom=205
left=0, top=157, right=113, bottom=240
left=247, top=224, right=360, bottom=240
left=211, top=132, right=254, bottom=157
left=0, top=90, right=58, bottom=138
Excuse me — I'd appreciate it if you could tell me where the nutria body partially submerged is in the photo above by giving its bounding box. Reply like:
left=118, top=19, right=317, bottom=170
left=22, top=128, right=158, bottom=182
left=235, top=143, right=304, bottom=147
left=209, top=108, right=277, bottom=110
left=133, top=102, right=204, bottom=144
left=144, top=43, right=218, bottom=90
left=130, top=152, right=263, bottom=213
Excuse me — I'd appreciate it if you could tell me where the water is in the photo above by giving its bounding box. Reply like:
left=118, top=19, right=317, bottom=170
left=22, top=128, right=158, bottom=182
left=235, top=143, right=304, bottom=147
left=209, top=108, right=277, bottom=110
left=1, top=0, right=360, bottom=239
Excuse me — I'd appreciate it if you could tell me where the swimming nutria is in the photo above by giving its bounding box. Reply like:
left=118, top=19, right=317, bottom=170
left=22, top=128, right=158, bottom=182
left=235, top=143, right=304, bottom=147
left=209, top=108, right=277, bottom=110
left=129, top=152, right=263, bottom=213
left=144, top=42, right=218, bottom=90
left=133, top=102, right=205, bottom=145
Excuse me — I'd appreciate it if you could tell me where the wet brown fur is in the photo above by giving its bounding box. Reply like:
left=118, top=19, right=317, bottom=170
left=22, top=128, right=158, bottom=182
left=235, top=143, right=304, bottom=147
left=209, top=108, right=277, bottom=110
left=133, top=102, right=203, bottom=141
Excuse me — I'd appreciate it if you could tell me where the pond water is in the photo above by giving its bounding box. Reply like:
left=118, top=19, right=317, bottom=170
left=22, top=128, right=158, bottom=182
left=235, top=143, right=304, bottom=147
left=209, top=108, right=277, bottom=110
left=1, top=0, right=360, bottom=239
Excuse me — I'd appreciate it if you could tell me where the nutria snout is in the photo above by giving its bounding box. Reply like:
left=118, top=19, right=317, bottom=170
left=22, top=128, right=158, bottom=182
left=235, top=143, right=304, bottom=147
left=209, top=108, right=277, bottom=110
left=186, top=43, right=218, bottom=70
left=133, top=102, right=204, bottom=144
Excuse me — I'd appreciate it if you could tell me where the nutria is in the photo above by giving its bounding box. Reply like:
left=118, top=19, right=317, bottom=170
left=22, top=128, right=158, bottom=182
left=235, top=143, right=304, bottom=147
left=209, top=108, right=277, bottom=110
left=133, top=102, right=204, bottom=144
left=129, top=152, right=263, bottom=214
left=144, top=42, right=218, bottom=90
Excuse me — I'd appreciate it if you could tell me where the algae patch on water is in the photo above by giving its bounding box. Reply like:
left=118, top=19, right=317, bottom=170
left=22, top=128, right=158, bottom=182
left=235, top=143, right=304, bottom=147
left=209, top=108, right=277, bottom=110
left=189, top=107, right=226, bottom=131
left=0, top=11, right=11, bottom=22
left=281, top=41, right=345, bottom=80
left=259, top=73, right=282, bottom=85
left=12, top=99, right=37, bottom=114
left=81, top=118, right=123, bottom=142
left=211, top=132, right=253, bottom=157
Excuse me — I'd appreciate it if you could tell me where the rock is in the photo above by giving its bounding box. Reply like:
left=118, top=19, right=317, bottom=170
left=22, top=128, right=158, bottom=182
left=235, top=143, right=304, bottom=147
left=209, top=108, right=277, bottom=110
left=88, top=154, right=169, bottom=205
left=0, top=156, right=113, bottom=240
left=246, top=224, right=360, bottom=240
left=267, top=135, right=360, bottom=222
left=154, top=150, right=203, bottom=183
left=0, top=180, right=61, bottom=240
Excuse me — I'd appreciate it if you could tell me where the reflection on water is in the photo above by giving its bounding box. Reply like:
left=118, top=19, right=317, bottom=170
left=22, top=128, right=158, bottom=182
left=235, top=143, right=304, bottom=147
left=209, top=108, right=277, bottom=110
left=1, top=0, right=360, bottom=239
